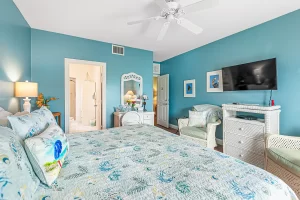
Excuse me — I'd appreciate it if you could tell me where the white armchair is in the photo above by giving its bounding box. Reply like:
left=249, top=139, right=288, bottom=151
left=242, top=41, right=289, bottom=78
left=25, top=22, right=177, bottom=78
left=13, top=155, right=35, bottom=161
left=178, top=105, right=222, bottom=149
left=265, top=135, right=300, bottom=198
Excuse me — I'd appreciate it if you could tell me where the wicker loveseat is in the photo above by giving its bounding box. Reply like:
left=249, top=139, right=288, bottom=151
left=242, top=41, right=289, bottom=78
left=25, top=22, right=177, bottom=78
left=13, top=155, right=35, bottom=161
left=265, top=134, right=300, bottom=198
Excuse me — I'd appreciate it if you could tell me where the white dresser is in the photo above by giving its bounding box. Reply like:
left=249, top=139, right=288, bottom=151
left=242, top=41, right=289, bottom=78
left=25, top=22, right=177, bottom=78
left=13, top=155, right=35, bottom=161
left=222, top=104, right=281, bottom=169
left=114, top=112, right=155, bottom=127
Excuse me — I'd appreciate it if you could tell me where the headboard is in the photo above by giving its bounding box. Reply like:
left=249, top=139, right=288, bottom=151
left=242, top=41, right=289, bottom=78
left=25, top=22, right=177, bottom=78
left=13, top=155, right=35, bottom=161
left=0, top=81, right=19, bottom=113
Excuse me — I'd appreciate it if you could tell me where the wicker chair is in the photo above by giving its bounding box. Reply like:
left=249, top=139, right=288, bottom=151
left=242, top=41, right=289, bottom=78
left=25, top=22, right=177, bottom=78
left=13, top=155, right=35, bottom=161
left=178, top=105, right=222, bottom=149
left=265, top=134, right=300, bottom=198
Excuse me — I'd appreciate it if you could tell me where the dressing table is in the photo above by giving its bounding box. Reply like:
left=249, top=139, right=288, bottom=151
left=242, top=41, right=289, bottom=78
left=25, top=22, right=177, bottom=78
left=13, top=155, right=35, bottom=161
left=114, top=72, right=154, bottom=127
left=114, top=111, right=154, bottom=127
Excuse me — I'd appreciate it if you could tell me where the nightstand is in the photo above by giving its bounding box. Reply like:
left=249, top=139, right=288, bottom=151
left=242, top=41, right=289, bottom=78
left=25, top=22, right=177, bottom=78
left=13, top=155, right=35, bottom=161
left=52, top=112, right=61, bottom=127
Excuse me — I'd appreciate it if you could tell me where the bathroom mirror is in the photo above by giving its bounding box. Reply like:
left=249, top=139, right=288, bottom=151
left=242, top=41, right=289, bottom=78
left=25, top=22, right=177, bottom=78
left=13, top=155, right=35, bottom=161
left=121, top=72, right=143, bottom=106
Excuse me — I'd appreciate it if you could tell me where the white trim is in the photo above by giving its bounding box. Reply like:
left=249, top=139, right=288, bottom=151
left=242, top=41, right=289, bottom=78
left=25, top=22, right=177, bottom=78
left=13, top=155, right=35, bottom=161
left=216, top=138, right=223, bottom=146
left=64, top=58, right=107, bottom=134
left=169, top=124, right=178, bottom=130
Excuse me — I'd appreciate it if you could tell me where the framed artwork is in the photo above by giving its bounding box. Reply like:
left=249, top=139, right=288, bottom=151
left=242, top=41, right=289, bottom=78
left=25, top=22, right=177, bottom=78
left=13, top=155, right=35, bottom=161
left=207, top=70, right=223, bottom=92
left=184, top=79, right=196, bottom=97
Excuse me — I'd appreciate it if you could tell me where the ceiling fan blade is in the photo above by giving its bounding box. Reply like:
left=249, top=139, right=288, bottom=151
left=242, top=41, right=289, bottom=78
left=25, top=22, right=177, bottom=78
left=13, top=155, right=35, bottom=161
left=177, top=18, right=203, bottom=34
left=127, top=16, right=162, bottom=25
left=181, top=0, right=219, bottom=15
left=157, top=22, right=170, bottom=41
left=155, top=0, right=169, bottom=9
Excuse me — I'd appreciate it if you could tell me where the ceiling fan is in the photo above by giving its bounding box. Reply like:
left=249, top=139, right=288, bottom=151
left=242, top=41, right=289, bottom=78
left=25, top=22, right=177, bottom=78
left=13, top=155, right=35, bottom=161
left=127, top=0, right=219, bottom=41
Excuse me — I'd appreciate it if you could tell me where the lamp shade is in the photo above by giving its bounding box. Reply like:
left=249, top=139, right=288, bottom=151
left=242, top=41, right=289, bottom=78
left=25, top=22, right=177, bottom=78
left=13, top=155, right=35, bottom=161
left=126, top=90, right=135, bottom=96
left=15, top=82, right=38, bottom=97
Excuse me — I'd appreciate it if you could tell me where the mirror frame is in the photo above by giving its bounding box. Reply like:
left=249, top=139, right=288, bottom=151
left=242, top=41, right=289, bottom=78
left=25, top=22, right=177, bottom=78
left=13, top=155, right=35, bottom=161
left=121, top=72, right=143, bottom=106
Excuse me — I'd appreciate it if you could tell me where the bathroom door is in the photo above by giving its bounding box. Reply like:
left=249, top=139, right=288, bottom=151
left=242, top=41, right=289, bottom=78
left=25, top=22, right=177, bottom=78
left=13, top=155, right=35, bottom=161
left=69, top=78, right=76, bottom=120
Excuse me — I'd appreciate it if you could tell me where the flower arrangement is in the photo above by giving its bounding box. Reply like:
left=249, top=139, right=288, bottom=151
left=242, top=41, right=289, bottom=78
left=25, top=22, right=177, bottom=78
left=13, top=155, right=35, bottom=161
left=127, top=100, right=137, bottom=111
left=36, top=93, right=58, bottom=109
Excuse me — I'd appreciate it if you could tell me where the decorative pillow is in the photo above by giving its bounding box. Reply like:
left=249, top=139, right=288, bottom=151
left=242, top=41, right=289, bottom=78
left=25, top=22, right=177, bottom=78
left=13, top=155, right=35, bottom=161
left=0, top=126, right=40, bottom=199
left=24, top=124, right=69, bottom=186
left=188, top=110, right=207, bottom=128
left=8, top=110, right=48, bottom=140
left=193, top=104, right=222, bottom=123
left=0, top=111, right=29, bottom=128
left=0, top=110, right=12, bottom=118
left=37, top=106, right=57, bottom=125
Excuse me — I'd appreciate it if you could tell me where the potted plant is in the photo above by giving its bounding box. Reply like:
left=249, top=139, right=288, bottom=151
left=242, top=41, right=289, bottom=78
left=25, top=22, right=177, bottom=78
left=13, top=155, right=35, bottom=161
left=36, top=93, right=58, bottom=109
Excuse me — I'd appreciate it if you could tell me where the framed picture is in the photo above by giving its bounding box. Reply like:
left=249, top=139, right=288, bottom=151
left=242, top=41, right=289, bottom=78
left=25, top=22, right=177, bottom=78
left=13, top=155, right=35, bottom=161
left=184, top=79, right=196, bottom=97
left=207, top=70, right=223, bottom=92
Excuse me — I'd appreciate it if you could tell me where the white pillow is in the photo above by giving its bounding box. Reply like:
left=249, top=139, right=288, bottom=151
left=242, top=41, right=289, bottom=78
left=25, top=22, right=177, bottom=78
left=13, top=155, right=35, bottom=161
left=0, top=110, right=12, bottom=118
left=0, top=111, right=29, bottom=127
left=188, top=110, right=207, bottom=128
left=8, top=111, right=48, bottom=140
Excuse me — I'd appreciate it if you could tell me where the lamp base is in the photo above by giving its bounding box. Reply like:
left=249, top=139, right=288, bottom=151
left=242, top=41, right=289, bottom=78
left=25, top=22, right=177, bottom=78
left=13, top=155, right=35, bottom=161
left=23, top=97, right=31, bottom=113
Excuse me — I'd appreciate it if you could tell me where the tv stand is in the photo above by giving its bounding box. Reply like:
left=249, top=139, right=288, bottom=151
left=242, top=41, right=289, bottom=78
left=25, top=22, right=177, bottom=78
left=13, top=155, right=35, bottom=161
left=222, top=104, right=281, bottom=169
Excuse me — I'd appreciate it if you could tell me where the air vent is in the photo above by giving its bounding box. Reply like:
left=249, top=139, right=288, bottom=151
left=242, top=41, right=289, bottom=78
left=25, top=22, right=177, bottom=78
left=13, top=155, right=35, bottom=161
left=112, top=45, right=124, bottom=56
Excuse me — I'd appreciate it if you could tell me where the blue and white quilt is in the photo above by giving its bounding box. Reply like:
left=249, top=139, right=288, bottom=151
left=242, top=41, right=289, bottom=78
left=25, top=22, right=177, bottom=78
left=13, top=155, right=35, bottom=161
left=34, top=125, right=298, bottom=200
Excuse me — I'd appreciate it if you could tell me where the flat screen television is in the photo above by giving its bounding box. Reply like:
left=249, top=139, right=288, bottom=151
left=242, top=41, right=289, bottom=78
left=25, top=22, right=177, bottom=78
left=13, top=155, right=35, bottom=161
left=222, top=58, right=277, bottom=91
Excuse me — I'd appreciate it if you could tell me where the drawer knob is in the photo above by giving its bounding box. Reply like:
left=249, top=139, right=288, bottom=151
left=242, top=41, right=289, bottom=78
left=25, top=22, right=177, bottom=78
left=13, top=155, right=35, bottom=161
left=239, top=127, right=244, bottom=131
left=238, top=141, right=244, bottom=144
left=239, top=154, right=244, bottom=158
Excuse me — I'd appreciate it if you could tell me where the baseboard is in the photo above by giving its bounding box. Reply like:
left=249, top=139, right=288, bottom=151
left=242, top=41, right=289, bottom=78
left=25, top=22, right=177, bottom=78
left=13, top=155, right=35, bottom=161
left=169, top=124, right=178, bottom=130
left=216, top=138, right=223, bottom=146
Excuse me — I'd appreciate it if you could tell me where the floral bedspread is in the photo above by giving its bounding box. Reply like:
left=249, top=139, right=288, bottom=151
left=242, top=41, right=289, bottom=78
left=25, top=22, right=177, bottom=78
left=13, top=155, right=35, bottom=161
left=34, top=125, right=298, bottom=200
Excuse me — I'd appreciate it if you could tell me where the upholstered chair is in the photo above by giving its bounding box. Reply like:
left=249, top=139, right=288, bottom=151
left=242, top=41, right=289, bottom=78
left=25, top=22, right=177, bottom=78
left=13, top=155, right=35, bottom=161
left=178, top=105, right=222, bottom=149
left=265, top=134, right=300, bottom=198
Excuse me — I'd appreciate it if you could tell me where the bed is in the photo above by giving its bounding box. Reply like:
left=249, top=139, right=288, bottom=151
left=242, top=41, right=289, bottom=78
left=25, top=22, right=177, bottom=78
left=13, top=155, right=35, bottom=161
left=33, top=125, right=298, bottom=200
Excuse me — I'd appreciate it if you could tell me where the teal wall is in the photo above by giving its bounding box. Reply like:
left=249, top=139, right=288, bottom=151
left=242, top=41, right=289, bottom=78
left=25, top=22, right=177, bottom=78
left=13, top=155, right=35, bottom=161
left=31, top=29, right=153, bottom=130
left=161, top=10, right=300, bottom=139
left=0, top=0, right=31, bottom=112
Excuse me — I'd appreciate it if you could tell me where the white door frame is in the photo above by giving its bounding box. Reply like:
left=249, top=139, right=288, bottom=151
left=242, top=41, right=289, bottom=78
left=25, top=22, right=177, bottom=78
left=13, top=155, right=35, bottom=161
left=64, top=58, right=106, bottom=133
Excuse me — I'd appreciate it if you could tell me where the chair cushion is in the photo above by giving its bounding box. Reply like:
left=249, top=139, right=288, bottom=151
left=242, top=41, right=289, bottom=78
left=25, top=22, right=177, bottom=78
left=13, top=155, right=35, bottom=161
left=266, top=148, right=300, bottom=177
left=180, top=126, right=207, bottom=140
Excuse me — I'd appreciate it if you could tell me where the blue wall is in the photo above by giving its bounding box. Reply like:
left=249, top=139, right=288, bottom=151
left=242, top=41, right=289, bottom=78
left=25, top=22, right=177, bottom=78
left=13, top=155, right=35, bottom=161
left=161, top=10, right=300, bottom=139
left=31, top=29, right=153, bottom=130
left=0, top=0, right=31, bottom=112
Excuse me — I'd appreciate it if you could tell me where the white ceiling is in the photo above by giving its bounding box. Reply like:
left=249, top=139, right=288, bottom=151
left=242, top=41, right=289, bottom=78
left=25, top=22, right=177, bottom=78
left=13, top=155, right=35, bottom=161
left=14, top=0, right=300, bottom=62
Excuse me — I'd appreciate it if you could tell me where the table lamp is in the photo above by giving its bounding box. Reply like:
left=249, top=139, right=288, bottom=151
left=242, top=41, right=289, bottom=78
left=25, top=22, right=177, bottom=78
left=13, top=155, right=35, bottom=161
left=15, top=81, right=38, bottom=113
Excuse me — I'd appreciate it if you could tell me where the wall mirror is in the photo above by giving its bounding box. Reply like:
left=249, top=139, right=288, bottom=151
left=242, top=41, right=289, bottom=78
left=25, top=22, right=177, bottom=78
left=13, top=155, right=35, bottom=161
left=121, top=72, right=143, bottom=106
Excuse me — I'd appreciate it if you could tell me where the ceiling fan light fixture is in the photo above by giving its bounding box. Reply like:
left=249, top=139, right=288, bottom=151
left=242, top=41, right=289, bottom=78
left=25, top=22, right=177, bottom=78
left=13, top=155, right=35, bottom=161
left=127, top=0, right=218, bottom=40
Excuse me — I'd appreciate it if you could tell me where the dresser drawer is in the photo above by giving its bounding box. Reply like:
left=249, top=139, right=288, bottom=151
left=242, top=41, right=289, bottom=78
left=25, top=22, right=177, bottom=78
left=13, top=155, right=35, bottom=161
left=143, top=114, right=153, bottom=120
left=143, top=119, right=153, bottom=125
left=225, top=133, right=264, bottom=156
left=225, top=119, right=265, bottom=139
left=224, top=145, right=264, bottom=169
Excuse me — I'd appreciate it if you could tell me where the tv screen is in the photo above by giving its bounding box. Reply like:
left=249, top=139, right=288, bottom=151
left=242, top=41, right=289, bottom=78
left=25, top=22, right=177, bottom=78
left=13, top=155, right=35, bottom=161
left=222, top=58, right=277, bottom=91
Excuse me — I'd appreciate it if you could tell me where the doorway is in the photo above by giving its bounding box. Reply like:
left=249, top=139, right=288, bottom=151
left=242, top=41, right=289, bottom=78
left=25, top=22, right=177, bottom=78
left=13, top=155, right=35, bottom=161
left=153, top=76, right=158, bottom=125
left=65, top=59, right=106, bottom=134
